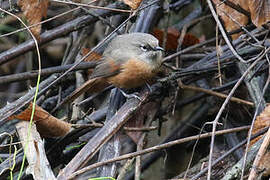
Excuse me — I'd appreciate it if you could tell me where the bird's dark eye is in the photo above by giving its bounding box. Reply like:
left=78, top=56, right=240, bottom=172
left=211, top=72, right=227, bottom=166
left=140, top=45, right=149, bottom=52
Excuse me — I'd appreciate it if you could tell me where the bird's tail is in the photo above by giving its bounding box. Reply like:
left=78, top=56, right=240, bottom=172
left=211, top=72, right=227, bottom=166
left=52, top=78, right=109, bottom=112
left=67, top=77, right=109, bottom=103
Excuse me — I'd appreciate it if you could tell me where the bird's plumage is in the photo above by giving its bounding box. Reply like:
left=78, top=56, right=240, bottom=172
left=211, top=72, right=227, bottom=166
left=65, top=33, right=163, bottom=103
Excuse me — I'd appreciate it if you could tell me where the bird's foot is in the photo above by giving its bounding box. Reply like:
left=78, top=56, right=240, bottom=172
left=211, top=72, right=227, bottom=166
left=119, top=89, right=142, bottom=101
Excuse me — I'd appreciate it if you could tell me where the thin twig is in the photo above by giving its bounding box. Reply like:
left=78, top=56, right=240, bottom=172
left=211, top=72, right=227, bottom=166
left=67, top=126, right=250, bottom=179
left=0, top=61, right=97, bottom=84
left=191, top=128, right=268, bottom=180
left=207, top=47, right=270, bottom=180
left=206, top=0, right=246, bottom=63
left=180, top=84, right=254, bottom=107
left=0, top=0, right=99, bottom=38
left=51, top=0, right=131, bottom=13
left=245, top=53, right=270, bottom=180
left=0, top=6, right=42, bottom=180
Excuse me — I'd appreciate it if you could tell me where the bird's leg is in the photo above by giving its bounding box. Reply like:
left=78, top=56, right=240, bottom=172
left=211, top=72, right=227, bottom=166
left=145, top=83, right=152, bottom=93
left=119, top=89, right=142, bottom=101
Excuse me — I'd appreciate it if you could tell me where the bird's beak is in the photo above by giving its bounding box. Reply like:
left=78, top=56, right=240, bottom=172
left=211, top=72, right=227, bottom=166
left=154, top=46, right=164, bottom=51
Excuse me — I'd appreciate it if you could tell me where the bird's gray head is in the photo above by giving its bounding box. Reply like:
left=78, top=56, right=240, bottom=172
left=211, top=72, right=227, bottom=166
left=103, top=33, right=164, bottom=69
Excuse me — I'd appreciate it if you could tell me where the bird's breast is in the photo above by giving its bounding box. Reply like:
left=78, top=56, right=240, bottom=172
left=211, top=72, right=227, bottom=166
left=107, top=58, right=156, bottom=89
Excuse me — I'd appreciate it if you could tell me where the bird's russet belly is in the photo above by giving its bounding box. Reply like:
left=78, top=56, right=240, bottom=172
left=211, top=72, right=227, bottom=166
left=107, top=58, right=155, bottom=89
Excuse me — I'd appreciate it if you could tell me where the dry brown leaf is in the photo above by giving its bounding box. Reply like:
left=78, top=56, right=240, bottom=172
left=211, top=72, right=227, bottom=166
left=251, top=105, right=270, bottom=146
left=152, top=28, right=199, bottom=51
left=212, top=0, right=249, bottom=39
left=10, top=103, right=71, bottom=137
left=125, top=102, right=158, bottom=144
left=18, top=0, right=49, bottom=39
left=121, top=0, right=142, bottom=9
left=152, top=28, right=179, bottom=51
left=182, top=34, right=200, bottom=48
left=249, top=0, right=270, bottom=27
left=212, top=0, right=270, bottom=33
left=249, top=105, right=270, bottom=176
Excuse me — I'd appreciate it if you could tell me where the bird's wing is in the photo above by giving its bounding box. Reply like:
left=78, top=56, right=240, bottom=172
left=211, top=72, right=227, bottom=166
left=90, top=58, right=122, bottom=79
left=53, top=58, right=123, bottom=110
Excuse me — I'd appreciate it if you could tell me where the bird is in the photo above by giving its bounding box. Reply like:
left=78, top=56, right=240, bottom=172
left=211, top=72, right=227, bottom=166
left=65, top=33, right=164, bottom=104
